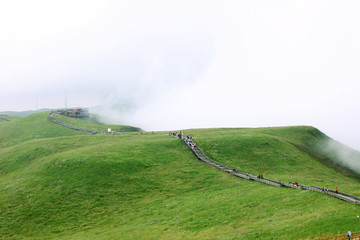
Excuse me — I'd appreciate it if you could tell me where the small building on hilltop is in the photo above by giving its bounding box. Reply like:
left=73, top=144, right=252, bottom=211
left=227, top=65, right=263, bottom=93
left=56, top=108, right=90, bottom=118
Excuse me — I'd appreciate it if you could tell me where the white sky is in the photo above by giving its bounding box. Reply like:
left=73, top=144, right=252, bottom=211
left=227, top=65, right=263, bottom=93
left=1, top=0, right=360, bottom=150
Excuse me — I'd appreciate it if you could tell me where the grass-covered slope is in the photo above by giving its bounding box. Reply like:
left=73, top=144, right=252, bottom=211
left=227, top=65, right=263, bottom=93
left=0, top=115, right=22, bottom=121
left=1, top=116, right=360, bottom=239
left=0, top=116, right=21, bottom=127
left=0, top=108, right=51, bottom=117
left=184, top=127, right=360, bottom=196
left=0, top=112, right=87, bottom=148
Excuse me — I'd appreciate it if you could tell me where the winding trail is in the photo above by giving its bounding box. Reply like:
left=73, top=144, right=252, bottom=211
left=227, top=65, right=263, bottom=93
left=48, top=112, right=123, bottom=135
left=48, top=114, right=360, bottom=205
left=48, top=112, right=160, bottom=136
left=0, top=115, right=14, bottom=121
left=183, top=138, right=360, bottom=205
left=48, top=116, right=360, bottom=238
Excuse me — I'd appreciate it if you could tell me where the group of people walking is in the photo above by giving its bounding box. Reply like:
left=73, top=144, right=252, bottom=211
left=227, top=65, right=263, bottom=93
left=322, top=187, right=339, bottom=193
left=169, top=132, right=183, bottom=139
left=288, top=182, right=339, bottom=194
left=185, top=136, right=197, bottom=149
left=289, top=181, right=300, bottom=187
left=169, top=132, right=197, bottom=149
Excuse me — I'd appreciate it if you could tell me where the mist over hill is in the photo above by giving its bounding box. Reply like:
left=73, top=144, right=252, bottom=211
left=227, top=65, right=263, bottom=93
left=315, top=138, right=360, bottom=175
left=89, top=103, right=135, bottom=125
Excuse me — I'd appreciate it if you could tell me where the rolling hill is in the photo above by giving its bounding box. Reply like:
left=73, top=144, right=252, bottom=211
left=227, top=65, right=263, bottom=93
left=0, top=108, right=51, bottom=117
left=0, top=113, right=359, bottom=239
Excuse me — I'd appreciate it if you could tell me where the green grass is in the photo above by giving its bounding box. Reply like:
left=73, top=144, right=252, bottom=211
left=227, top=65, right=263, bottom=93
left=0, top=115, right=22, bottom=121
left=0, top=116, right=359, bottom=239
left=0, top=116, right=22, bottom=126
left=0, top=112, right=87, bottom=148
left=184, top=127, right=360, bottom=195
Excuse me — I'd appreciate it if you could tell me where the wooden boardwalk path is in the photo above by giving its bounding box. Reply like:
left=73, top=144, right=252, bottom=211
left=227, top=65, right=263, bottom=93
left=48, top=112, right=122, bottom=135
left=183, top=137, right=360, bottom=205
left=48, top=112, right=160, bottom=136
left=0, top=115, right=14, bottom=121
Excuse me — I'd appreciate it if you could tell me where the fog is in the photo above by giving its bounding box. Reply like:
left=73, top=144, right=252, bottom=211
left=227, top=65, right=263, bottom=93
left=1, top=1, right=360, bottom=151
left=317, top=138, right=360, bottom=174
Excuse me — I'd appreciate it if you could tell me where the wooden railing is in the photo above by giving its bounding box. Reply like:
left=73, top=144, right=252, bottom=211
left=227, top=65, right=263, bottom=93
left=308, top=231, right=360, bottom=239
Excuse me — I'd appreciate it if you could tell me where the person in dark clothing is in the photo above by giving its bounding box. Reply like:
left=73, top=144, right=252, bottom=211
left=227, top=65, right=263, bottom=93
left=347, top=230, right=351, bottom=240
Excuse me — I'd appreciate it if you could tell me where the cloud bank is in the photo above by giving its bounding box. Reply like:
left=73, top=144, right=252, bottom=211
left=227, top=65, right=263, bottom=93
left=1, top=1, right=360, bottom=150
left=317, top=138, right=360, bottom=174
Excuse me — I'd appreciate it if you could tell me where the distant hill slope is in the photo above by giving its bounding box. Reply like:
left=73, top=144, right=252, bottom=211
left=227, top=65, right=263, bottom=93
left=0, top=112, right=87, bottom=148
left=0, top=115, right=22, bottom=125
left=0, top=108, right=51, bottom=117
left=1, top=115, right=360, bottom=239
left=0, top=112, right=142, bottom=148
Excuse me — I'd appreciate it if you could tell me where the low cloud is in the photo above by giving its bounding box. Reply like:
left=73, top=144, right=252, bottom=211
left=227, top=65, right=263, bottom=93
left=316, top=138, right=360, bottom=174
left=1, top=1, right=360, bottom=150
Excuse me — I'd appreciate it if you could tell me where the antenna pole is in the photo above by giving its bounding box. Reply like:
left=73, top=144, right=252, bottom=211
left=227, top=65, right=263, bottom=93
left=65, top=92, right=68, bottom=110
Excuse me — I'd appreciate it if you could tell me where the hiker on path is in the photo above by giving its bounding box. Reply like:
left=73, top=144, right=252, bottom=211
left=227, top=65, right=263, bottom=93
left=347, top=229, right=351, bottom=240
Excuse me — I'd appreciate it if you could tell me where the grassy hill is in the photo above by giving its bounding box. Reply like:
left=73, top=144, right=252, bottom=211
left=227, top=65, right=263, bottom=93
left=0, top=115, right=22, bottom=121
left=0, top=116, right=19, bottom=127
left=0, top=112, right=87, bottom=148
left=0, top=114, right=360, bottom=239
left=0, top=108, right=51, bottom=117
left=184, top=127, right=360, bottom=195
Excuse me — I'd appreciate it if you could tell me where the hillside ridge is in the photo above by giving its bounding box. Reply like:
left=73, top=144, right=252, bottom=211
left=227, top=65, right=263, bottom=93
left=2, top=114, right=360, bottom=239
left=178, top=133, right=360, bottom=205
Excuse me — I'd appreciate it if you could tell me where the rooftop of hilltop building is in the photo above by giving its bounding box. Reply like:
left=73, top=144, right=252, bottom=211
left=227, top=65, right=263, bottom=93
left=55, top=108, right=90, bottom=118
